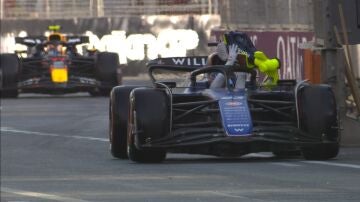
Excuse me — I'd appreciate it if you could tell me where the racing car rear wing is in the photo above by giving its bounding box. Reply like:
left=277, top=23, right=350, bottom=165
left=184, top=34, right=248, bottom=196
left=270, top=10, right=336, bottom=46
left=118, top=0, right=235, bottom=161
left=147, top=56, right=208, bottom=67
left=147, top=56, right=208, bottom=86
left=15, top=36, right=46, bottom=46
left=66, top=36, right=89, bottom=45
left=15, top=36, right=89, bottom=47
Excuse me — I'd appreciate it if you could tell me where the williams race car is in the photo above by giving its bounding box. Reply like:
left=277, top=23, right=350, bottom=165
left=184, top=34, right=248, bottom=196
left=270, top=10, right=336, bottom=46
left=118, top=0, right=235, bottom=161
left=0, top=25, right=121, bottom=98
left=109, top=31, right=340, bottom=163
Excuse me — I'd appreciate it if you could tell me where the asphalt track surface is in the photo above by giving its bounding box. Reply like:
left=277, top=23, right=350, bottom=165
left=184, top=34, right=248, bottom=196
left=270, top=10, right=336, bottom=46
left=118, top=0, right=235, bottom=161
left=1, top=78, right=360, bottom=202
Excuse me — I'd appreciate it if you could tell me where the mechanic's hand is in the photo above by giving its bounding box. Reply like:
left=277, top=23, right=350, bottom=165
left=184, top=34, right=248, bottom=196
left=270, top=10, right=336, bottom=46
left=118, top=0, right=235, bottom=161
left=225, top=44, right=238, bottom=66
left=262, top=71, right=279, bottom=89
left=254, top=51, right=280, bottom=72
left=216, top=42, right=228, bottom=61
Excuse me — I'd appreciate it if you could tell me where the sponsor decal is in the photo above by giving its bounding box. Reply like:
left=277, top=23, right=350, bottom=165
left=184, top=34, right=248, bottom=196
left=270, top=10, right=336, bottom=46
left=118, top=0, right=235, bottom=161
left=24, top=38, right=35, bottom=44
left=219, top=96, right=253, bottom=136
left=225, top=101, right=241, bottom=107
left=67, top=38, right=81, bottom=43
left=171, top=57, right=207, bottom=66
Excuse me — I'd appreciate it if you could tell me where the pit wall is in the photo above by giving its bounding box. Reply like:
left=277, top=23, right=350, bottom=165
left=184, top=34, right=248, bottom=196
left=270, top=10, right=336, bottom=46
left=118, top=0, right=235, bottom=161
left=1, top=15, right=314, bottom=79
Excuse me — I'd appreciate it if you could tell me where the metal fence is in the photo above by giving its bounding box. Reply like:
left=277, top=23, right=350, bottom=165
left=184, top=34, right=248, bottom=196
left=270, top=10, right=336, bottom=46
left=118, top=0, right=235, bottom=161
left=0, top=0, right=218, bottom=19
left=1, top=0, right=93, bottom=19
left=219, top=0, right=314, bottom=31
left=1, top=0, right=314, bottom=30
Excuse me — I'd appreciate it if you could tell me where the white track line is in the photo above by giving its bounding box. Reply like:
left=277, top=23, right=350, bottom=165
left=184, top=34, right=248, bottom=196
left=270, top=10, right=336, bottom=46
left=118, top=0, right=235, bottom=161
left=3, top=128, right=360, bottom=170
left=244, top=153, right=273, bottom=158
left=271, top=162, right=301, bottom=167
left=1, top=127, right=107, bottom=142
left=301, top=161, right=360, bottom=169
left=1, top=187, right=90, bottom=202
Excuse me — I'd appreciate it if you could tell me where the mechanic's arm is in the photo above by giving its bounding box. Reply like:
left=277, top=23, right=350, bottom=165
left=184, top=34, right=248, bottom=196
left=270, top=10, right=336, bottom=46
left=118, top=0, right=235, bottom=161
left=210, top=44, right=238, bottom=88
left=253, top=51, right=280, bottom=86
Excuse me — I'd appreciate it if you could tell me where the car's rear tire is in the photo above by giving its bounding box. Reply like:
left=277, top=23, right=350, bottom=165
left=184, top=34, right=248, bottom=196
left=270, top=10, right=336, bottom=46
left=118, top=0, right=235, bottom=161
left=127, top=88, right=169, bottom=163
left=109, top=86, right=140, bottom=159
left=297, top=84, right=340, bottom=160
left=0, top=54, right=19, bottom=98
left=96, top=52, right=119, bottom=96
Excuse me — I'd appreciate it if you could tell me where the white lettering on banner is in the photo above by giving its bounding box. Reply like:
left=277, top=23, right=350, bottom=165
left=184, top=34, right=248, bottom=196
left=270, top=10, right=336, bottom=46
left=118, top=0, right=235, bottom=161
left=0, top=33, right=15, bottom=53
left=277, top=36, right=308, bottom=80
left=0, top=31, right=29, bottom=54
left=84, top=29, right=199, bottom=64
left=0, top=29, right=199, bottom=65
left=250, top=35, right=258, bottom=46
left=246, top=34, right=311, bottom=80
left=277, top=36, right=286, bottom=76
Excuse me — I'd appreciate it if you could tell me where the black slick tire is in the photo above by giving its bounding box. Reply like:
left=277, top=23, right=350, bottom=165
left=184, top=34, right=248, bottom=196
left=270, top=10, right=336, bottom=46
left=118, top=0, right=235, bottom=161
left=297, top=84, right=340, bottom=160
left=127, top=88, right=169, bottom=163
left=96, top=52, right=119, bottom=96
left=109, top=86, right=140, bottom=159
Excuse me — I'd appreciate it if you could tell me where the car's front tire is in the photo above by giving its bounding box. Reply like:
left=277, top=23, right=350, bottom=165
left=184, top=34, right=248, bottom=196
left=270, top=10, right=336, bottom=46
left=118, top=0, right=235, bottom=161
left=109, top=86, right=140, bottom=159
left=127, top=88, right=169, bottom=163
left=297, top=84, right=340, bottom=160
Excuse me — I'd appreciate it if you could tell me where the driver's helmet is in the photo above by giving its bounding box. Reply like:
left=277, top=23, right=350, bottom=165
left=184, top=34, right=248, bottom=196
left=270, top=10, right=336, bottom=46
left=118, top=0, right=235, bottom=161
left=216, top=31, right=256, bottom=62
left=207, top=31, right=256, bottom=83
left=224, top=31, right=256, bottom=56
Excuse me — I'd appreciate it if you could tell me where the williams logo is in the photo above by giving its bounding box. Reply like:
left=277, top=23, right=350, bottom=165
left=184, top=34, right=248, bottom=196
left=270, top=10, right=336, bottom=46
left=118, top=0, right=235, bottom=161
left=234, top=128, right=244, bottom=132
left=171, top=57, right=207, bottom=66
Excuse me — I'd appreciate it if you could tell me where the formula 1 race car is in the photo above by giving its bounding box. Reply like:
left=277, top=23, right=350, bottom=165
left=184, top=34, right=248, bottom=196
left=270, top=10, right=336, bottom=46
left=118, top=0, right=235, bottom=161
left=0, top=25, right=121, bottom=98
left=109, top=31, right=340, bottom=163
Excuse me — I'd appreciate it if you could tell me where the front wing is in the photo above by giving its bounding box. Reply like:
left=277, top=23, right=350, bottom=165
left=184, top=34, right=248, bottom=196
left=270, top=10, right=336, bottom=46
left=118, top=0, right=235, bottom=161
left=135, top=90, right=337, bottom=156
left=137, top=125, right=336, bottom=157
left=17, top=76, right=103, bottom=94
left=15, top=56, right=112, bottom=94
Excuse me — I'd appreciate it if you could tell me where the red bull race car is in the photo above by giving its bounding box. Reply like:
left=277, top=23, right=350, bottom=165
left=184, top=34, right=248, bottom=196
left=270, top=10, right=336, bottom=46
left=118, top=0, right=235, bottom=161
left=109, top=31, right=340, bottom=163
left=0, top=25, right=121, bottom=98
